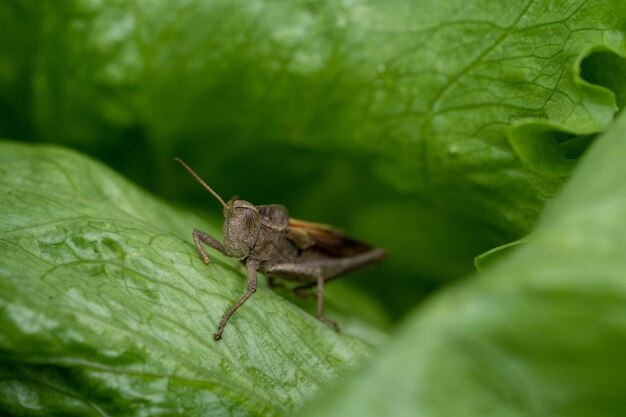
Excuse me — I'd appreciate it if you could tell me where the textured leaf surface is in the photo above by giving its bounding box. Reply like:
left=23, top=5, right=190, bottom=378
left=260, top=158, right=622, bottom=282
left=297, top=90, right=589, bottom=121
left=1, top=0, right=625, bottom=301
left=1, top=1, right=626, bottom=415
left=297, top=111, right=626, bottom=417
left=0, top=141, right=386, bottom=417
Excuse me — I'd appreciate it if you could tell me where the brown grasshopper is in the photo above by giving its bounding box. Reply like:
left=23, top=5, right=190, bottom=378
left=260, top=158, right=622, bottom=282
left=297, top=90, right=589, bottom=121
left=175, top=158, right=386, bottom=341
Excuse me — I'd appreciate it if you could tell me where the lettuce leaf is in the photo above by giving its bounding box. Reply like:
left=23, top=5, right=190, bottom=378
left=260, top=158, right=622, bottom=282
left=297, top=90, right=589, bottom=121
left=2, top=0, right=625, bottom=300
left=296, top=110, right=626, bottom=417
left=0, top=141, right=386, bottom=417
left=2, top=1, right=626, bottom=415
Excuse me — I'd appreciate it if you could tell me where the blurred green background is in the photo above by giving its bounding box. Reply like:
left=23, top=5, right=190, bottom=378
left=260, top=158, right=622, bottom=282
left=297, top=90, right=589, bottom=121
left=4, top=0, right=621, bottom=320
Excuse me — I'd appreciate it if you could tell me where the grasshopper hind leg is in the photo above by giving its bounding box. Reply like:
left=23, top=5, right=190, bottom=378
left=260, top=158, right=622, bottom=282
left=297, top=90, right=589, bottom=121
left=265, top=263, right=339, bottom=332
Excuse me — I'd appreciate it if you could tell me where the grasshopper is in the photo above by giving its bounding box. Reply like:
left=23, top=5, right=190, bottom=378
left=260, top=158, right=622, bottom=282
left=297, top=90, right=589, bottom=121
left=176, top=158, right=386, bottom=341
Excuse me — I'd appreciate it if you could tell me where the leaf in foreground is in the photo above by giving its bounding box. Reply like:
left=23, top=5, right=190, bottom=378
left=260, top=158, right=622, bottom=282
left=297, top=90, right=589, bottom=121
left=0, top=141, right=384, bottom=417
left=297, top=112, right=626, bottom=416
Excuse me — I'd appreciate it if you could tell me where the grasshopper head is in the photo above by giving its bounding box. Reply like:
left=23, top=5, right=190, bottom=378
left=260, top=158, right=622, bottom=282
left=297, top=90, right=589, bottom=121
left=175, top=158, right=261, bottom=259
left=223, top=199, right=260, bottom=258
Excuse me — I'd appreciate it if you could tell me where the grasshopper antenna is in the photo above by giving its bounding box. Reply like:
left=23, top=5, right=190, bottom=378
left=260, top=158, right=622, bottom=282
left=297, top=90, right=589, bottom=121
left=175, top=157, right=229, bottom=209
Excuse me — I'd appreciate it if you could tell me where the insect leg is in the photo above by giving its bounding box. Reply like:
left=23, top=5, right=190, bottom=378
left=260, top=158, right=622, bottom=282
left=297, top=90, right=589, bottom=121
left=317, top=248, right=387, bottom=278
left=316, top=276, right=339, bottom=332
left=265, top=263, right=339, bottom=332
left=214, top=260, right=258, bottom=341
left=192, top=229, right=225, bottom=264
left=288, top=247, right=387, bottom=298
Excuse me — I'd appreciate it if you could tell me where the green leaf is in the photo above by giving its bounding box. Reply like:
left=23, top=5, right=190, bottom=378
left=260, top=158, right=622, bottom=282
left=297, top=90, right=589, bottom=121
left=2, top=1, right=626, bottom=416
left=0, top=141, right=387, bottom=417
left=474, top=237, right=528, bottom=272
left=296, top=110, right=626, bottom=416
left=508, top=122, right=596, bottom=178
left=2, top=0, right=625, bottom=299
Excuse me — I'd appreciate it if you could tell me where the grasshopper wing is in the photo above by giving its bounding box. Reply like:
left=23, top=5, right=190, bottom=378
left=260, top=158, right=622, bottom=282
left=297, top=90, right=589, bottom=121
left=287, top=218, right=376, bottom=257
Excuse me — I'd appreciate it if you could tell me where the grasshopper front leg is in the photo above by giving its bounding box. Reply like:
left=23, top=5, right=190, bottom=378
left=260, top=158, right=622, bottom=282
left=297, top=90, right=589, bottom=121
left=192, top=229, right=225, bottom=264
left=214, top=260, right=259, bottom=341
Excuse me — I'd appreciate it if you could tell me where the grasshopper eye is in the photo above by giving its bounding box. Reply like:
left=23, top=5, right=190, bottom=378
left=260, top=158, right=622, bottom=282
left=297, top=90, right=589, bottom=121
left=240, top=207, right=257, bottom=226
